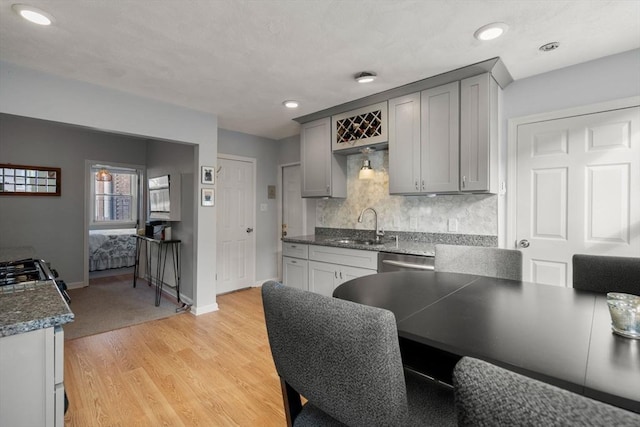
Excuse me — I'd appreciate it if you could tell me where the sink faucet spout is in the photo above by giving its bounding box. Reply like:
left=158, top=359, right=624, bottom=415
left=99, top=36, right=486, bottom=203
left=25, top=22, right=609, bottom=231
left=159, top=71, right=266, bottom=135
left=357, top=207, right=384, bottom=242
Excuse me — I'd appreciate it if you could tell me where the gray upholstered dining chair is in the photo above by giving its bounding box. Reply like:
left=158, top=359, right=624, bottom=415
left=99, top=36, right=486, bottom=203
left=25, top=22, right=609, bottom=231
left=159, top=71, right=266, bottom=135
left=434, top=244, right=523, bottom=281
left=453, top=357, right=640, bottom=426
left=261, top=281, right=456, bottom=427
left=573, top=254, right=640, bottom=294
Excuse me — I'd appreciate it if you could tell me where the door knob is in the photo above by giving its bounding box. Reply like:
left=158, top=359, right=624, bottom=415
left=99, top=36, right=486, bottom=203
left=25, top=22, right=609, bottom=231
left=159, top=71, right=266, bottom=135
left=518, top=239, right=530, bottom=248
left=246, top=227, right=254, bottom=233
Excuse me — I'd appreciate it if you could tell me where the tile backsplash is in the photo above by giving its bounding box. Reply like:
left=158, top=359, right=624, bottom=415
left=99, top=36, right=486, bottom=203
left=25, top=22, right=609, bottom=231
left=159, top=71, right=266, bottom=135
left=316, top=150, right=498, bottom=236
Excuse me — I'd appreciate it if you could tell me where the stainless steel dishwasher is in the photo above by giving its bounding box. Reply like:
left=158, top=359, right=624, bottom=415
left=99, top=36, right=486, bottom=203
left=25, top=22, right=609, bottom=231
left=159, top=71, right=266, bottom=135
left=378, top=252, right=434, bottom=272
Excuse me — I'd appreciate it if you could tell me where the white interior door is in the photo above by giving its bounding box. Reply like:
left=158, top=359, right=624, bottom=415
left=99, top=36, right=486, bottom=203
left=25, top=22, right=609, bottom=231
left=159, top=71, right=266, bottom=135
left=216, top=156, right=256, bottom=294
left=515, top=106, right=640, bottom=287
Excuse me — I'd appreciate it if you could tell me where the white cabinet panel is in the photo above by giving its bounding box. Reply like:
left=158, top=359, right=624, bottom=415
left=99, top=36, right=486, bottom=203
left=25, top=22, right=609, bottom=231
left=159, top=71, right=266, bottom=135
left=308, top=261, right=339, bottom=297
left=0, top=327, right=56, bottom=427
left=308, top=260, right=376, bottom=297
left=283, top=256, right=309, bottom=290
left=308, top=245, right=378, bottom=270
left=283, top=242, right=309, bottom=259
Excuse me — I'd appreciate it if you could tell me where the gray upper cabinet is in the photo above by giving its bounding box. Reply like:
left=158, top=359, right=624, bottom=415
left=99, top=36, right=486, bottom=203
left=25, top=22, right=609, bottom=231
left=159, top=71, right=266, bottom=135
left=331, top=102, right=388, bottom=153
left=301, top=117, right=347, bottom=198
left=421, top=82, right=460, bottom=193
left=388, top=81, right=459, bottom=194
left=460, top=73, right=499, bottom=193
left=388, top=93, right=421, bottom=194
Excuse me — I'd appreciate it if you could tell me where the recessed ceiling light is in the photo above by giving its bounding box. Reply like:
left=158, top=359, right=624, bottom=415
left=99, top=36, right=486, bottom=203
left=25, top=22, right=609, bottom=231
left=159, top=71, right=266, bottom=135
left=474, top=22, right=508, bottom=41
left=539, top=42, right=560, bottom=52
left=355, top=72, right=377, bottom=84
left=283, top=100, right=299, bottom=109
left=12, top=4, right=54, bottom=26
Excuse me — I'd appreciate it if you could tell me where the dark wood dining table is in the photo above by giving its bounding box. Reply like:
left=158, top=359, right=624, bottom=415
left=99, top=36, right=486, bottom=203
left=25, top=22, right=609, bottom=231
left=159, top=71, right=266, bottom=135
left=333, top=271, right=640, bottom=413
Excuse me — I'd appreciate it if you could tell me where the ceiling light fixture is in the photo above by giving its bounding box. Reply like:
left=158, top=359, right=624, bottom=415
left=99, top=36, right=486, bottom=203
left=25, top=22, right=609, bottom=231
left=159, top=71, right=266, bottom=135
left=355, top=72, right=377, bottom=84
left=358, top=147, right=375, bottom=180
left=95, top=168, right=112, bottom=182
left=539, top=42, right=560, bottom=52
left=282, top=100, right=299, bottom=109
left=473, top=22, right=508, bottom=41
left=12, top=4, right=54, bottom=26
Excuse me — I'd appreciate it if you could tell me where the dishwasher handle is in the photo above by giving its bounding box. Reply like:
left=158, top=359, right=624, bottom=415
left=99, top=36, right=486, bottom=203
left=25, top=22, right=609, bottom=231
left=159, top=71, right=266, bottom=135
left=381, top=259, right=435, bottom=271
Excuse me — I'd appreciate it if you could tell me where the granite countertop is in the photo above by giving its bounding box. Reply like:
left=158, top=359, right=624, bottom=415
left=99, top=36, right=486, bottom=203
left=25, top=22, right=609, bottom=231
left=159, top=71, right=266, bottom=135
left=283, top=234, right=437, bottom=256
left=282, top=228, right=498, bottom=257
left=0, top=281, right=74, bottom=337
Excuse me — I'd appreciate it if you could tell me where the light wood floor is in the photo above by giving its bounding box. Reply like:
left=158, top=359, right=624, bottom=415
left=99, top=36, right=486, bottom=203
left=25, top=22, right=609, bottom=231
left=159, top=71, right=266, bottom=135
left=64, top=287, right=285, bottom=426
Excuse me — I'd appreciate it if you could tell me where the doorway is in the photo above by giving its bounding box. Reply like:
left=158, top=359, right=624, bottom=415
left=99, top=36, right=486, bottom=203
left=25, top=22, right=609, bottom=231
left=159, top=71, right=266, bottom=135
left=277, top=163, right=313, bottom=280
left=508, top=100, right=640, bottom=287
left=83, top=160, right=144, bottom=287
left=216, top=155, right=256, bottom=294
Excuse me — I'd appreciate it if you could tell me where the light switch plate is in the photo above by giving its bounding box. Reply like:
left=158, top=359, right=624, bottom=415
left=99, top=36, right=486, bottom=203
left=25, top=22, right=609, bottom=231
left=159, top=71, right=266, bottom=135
left=260, top=203, right=268, bottom=211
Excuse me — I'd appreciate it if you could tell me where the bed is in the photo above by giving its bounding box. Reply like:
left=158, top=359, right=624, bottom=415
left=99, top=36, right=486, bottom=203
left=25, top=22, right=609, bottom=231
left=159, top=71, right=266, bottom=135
left=89, top=229, right=137, bottom=271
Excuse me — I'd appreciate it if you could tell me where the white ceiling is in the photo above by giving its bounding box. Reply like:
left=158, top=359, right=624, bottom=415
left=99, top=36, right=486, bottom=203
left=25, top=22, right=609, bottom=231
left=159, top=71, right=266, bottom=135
left=1, top=0, right=639, bottom=140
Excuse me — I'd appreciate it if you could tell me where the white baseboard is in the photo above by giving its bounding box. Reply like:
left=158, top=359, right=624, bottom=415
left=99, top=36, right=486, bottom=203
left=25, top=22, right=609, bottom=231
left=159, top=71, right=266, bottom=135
left=191, top=302, right=219, bottom=316
left=255, top=277, right=279, bottom=287
left=65, top=281, right=85, bottom=290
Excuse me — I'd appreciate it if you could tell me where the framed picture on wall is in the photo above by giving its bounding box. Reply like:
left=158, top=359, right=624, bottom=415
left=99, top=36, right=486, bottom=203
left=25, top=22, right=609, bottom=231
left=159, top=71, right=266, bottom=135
left=201, top=166, right=215, bottom=184
left=201, top=188, right=215, bottom=206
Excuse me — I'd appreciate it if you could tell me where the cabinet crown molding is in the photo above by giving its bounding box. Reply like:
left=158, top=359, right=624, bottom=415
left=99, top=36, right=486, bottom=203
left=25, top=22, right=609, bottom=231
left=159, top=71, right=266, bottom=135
left=294, top=57, right=512, bottom=125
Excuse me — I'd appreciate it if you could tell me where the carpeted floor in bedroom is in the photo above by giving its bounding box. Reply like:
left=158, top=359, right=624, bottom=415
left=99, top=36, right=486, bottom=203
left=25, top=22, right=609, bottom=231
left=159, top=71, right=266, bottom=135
left=63, top=273, right=184, bottom=340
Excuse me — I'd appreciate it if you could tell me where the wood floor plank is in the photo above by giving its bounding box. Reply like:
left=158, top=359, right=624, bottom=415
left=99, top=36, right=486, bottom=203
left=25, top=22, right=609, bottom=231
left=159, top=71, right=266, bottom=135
left=64, top=287, right=285, bottom=426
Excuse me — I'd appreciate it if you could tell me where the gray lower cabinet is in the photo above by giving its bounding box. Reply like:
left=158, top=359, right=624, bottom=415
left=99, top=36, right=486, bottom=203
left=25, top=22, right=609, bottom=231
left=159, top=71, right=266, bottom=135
left=0, top=326, right=65, bottom=427
left=308, top=245, right=378, bottom=297
left=283, top=257, right=309, bottom=290
left=300, top=117, right=347, bottom=198
left=308, top=261, right=376, bottom=297
left=282, top=242, right=309, bottom=290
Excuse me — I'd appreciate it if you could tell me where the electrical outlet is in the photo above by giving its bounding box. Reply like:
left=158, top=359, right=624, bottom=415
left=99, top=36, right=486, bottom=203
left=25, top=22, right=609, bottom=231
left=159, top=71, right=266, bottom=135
left=448, top=218, right=458, bottom=232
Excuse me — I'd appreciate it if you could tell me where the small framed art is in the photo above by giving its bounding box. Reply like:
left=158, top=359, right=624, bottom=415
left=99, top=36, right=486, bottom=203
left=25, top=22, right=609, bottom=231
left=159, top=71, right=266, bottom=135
left=201, top=166, right=215, bottom=184
left=201, top=188, right=215, bottom=206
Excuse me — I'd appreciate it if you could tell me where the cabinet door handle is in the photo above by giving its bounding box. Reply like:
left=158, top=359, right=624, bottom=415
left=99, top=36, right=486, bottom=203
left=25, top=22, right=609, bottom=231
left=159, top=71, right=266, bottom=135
left=415, top=180, right=419, bottom=190
left=462, top=176, right=466, bottom=188
left=291, top=260, right=297, bottom=264
left=334, top=271, right=338, bottom=279
left=421, top=180, right=425, bottom=191
left=326, top=185, right=330, bottom=193
left=339, top=271, right=343, bottom=279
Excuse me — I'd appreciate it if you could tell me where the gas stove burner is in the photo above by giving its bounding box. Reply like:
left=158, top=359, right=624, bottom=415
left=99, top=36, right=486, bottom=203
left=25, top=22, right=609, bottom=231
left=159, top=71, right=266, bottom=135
left=0, top=257, right=70, bottom=303
left=0, top=258, right=51, bottom=287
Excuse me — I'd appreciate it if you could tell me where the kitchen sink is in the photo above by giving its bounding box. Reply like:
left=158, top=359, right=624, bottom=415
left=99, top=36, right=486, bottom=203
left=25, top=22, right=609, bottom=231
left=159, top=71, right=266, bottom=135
left=330, top=238, right=383, bottom=246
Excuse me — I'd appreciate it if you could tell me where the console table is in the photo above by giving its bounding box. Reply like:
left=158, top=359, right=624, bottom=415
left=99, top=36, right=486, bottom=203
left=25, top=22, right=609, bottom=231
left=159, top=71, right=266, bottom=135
left=334, top=271, right=640, bottom=413
left=132, top=235, right=188, bottom=311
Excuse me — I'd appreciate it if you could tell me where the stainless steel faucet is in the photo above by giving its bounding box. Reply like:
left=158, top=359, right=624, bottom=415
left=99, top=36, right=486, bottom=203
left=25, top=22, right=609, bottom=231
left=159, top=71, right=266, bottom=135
left=358, top=207, right=384, bottom=242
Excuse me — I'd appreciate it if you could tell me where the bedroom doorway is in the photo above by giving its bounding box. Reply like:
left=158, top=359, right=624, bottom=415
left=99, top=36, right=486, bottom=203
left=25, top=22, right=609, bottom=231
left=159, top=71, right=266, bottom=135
left=83, top=160, right=145, bottom=287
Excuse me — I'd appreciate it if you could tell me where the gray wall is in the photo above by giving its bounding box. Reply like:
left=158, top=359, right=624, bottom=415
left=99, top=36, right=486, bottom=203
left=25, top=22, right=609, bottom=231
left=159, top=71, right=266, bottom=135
left=0, top=113, right=147, bottom=283
left=218, top=128, right=279, bottom=283
left=146, top=140, right=196, bottom=300
left=0, top=61, right=219, bottom=314
left=277, top=134, right=301, bottom=165
left=503, top=49, right=640, bottom=121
